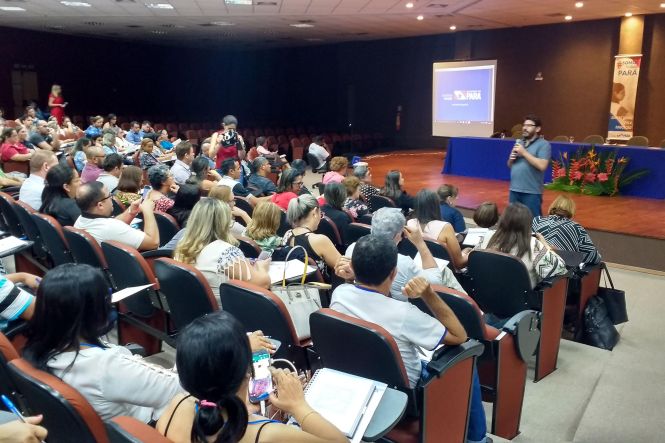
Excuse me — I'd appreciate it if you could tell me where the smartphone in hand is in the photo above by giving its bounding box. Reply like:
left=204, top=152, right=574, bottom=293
left=248, top=350, right=273, bottom=403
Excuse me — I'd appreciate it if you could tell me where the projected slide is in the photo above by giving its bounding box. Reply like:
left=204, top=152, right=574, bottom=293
left=432, top=60, right=497, bottom=137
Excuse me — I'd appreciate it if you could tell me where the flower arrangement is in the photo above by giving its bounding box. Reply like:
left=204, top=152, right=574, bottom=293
left=545, top=147, right=649, bottom=196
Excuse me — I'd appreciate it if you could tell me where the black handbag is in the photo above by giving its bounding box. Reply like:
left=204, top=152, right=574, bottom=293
left=597, top=263, right=629, bottom=325
left=583, top=296, right=620, bottom=350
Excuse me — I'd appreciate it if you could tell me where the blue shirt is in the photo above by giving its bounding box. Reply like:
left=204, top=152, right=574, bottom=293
left=509, top=137, right=551, bottom=195
left=103, top=145, right=118, bottom=156
left=439, top=204, right=466, bottom=233
left=125, top=130, right=142, bottom=144
left=160, top=140, right=174, bottom=151
left=84, top=126, right=102, bottom=139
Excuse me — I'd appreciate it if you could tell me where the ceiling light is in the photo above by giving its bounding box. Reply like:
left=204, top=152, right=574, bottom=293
left=60, top=1, right=91, bottom=6
left=624, top=12, right=632, bottom=17
left=210, top=21, right=235, bottom=26
left=574, top=1, right=583, bottom=7
left=564, top=15, right=573, bottom=21
left=0, top=6, right=25, bottom=10
left=225, top=0, right=252, bottom=4
left=661, top=3, right=665, bottom=8
left=416, top=14, right=424, bottom=20
left=145, top=3, right=174, bottom=8
left=151, top=29, right=167, bottom=34
left=449, top=25, right=456, bottom=30
left=405, top=2, right=414, bottom=8
left=290, top=23, right=314, bottom=28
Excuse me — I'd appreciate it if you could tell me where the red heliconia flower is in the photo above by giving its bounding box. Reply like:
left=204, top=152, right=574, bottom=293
left=584, top=172, right=597, bottom=183
left=597, top=173, right=609, bottom=182
left=571, top=171, right=583, bottom=181
left=605, top=159, right=614, bottom=174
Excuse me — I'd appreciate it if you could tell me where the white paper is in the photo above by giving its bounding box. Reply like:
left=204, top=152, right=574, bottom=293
left=0, top=236, right=29, bottom=254
left=414, top=252, right=449, bottom=271
left=269, top=260, right=316, bottom=284
left=350, top=382, right=387, bottom=443
left=111, top=284, right=154, bottom=303
left=463, top=227, right=490, bottom=247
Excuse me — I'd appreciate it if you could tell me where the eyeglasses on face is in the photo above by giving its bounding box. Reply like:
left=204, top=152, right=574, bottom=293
left=97, top=194, right=112, bottom=204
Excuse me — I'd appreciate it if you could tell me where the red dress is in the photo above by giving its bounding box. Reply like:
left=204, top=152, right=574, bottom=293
left=49, top=93, right=65, bottom=125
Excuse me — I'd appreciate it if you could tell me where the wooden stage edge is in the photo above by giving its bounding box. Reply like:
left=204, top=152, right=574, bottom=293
left=363, top=149, right=665, bottom=241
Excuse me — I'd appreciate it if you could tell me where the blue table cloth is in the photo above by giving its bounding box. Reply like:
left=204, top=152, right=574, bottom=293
left=442, top=137, right=665, bottom=199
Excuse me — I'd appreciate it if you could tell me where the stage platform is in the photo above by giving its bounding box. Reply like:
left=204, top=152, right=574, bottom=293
left=362, top=150, right=665, bottom=271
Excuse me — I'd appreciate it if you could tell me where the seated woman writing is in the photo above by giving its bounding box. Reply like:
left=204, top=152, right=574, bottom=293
left=156, top=311, right=347, bottom=443
left=477, top=202, right=567, bottom=288
left=406, top=189, right=470, bottom=270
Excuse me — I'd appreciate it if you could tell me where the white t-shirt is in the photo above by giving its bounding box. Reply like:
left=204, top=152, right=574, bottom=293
left=345, top=243, right=465, bottom=301
left=18, top=174, right=45, bottom=210
left=96, top=173, right=119, bottom=193
left=307, top=143, right=330, bottom=168
left=74, top=216, right=145, bottom=249
left=0, top=276, right=33, bottom=322
left=406, top=219, right=450, bottom=243
left=330, top=284, right=446, bottom=387
left=47, top=345, right=183, bottom=422
left=194, top=239, right=246, bottom=303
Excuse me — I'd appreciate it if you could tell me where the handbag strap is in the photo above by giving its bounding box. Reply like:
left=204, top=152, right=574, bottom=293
left=601, top=262, right=615, bottom=289
left=281, top=244, right=309, bottom=287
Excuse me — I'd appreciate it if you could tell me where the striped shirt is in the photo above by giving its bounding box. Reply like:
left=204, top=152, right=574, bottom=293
left=532, top=215, right=601, bottom=266
left=0, top=276, right=33, bottom=322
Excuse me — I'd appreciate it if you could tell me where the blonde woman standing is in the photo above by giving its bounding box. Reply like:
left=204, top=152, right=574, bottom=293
left=48, top=84, right=66, bottom=125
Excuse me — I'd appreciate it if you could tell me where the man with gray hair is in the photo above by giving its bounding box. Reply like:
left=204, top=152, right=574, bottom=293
left=345, top=207, right=466, bottom=300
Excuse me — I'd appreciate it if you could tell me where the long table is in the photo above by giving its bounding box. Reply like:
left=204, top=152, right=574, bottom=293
left=442, top=137, right=665, bottom=199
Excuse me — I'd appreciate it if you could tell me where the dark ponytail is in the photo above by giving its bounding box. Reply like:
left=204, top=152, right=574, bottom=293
left=176, top=311, right=253, bottom=443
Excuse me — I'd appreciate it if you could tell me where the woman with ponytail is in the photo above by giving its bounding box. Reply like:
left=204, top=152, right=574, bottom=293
left=158, top=311, right=347, bottom=443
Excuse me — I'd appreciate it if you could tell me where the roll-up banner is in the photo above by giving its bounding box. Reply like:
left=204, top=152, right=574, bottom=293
left=608, top=54, right=642, bottom=141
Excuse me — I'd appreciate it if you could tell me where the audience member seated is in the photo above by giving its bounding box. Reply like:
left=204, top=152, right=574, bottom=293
left=407, top=189, right=469, bottom=269
left=125, top=121, right=142, bottom=145
left=0, top=272, right=40, bottom=326
left=102, top=113, right=121, bottom=136
left=532, top=195, right=601, bottom=266
left=322, top=156, right=348, bottom=185
left=188, top=156, right=222, bottom=192
left=84, top=115, right=104, bottom=139
left=174, top=198, right=270, bottom=300
left=255, top=136, right=277, bottom=159
left=157, top=129, right=174, bottom=151
left=101, top=131, right=119, bottom=156
left=19, top=150, right=58, bottom=210
left=96, top=153, right=123, bottom=192
left=139, top=138, right=171, bottom=171
left=146, top=164, right=178, bottom=212
left=331, top=235, right=490, bottom=443
left=218, top=158, right=257, bottom=202
left=320, top=182, right=352, bottom=242
left=282, top=194, right=350, bottom=279
left=271, top=168, right=303, bottom=211
left=39, top=164, right=81, bottom=227
left=290, top=159, right=312, bottom=196
left=381, top=169, right=414, bottom=215
left=17, top=125, right=35, bottom=150
left=80, top=145, right=105, bottom=184
left=342, top=176, right=369, bottom=219
left=0, top=413, right=47, bottom=442
left=478, top=202, right=567, bottom=288
left=353, top=162, right=380, bottom=204
left=248, top=157, right=277, bottom=196
left=244, top=201, right=283, bottom=253
left=22, top=264, right=183, bottom=422
left=437, top=184, right=466, bottom=233
left=199, top=137, right=216, bottom=168
left=71, top=137, right=91, bottom=172
left=473, top=201, right=499, bottom=229
left=0, top=128, right=32, bottom=162
left=29, top=120, right=60, bottom=151
left=74, top=181, right=159, bottom=250
left=166, top=183, right=201, bottom=228
left=208, top=186, right=252, bottom=237
left=170, top=141, right=194, bottom=185
left=115, top=165, right=143, bottom=206
left=346, top=207, right=466, bottom=299
left=156, top=311, right=347, bottom=443
left=308, top=135, right=330, bottom=170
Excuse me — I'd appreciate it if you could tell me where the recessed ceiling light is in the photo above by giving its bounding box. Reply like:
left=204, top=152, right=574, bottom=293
left=661, top=3, right=665, bottom=8
left=405, top=2, right=414, bottom=8
left=574, top=1, right=583, bottom=7
left=290, top=23, right=314, bottom=28
left=225, top=0, right=252, bottom=4
left=210, top=21, right=235, bottom=26
left=564, top=15, right=573, bottom=21
left=416, top=14, right=424, bottom=20
left=151, top=29, right=167, bottom=34
left=60, top=1, right=91, bottom=6
left=449, top=24, right=456, bottom=30
left=624, top=12, right=633, bottom=17
left=0, top=6, right=25, bottom=10
left=145, top=3, right=174, bottom=9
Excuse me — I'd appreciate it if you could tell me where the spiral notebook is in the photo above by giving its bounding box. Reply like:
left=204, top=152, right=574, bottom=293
left=304, top=368, right=377, bottom=438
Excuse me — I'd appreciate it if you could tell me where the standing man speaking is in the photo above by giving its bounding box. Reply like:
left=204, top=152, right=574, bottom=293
left=507, top=114, right=551, bottom=217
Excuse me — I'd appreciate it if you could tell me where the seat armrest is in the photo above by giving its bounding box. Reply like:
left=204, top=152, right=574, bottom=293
left=535, top=272, right=570, bottom=290
left=140, top=249, right=173, bottom=259
left=426, top=339, right=484, bottom=375
left=501, top=310, right=540, bottom=361
left=107, top=416, right=172, bottom=443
